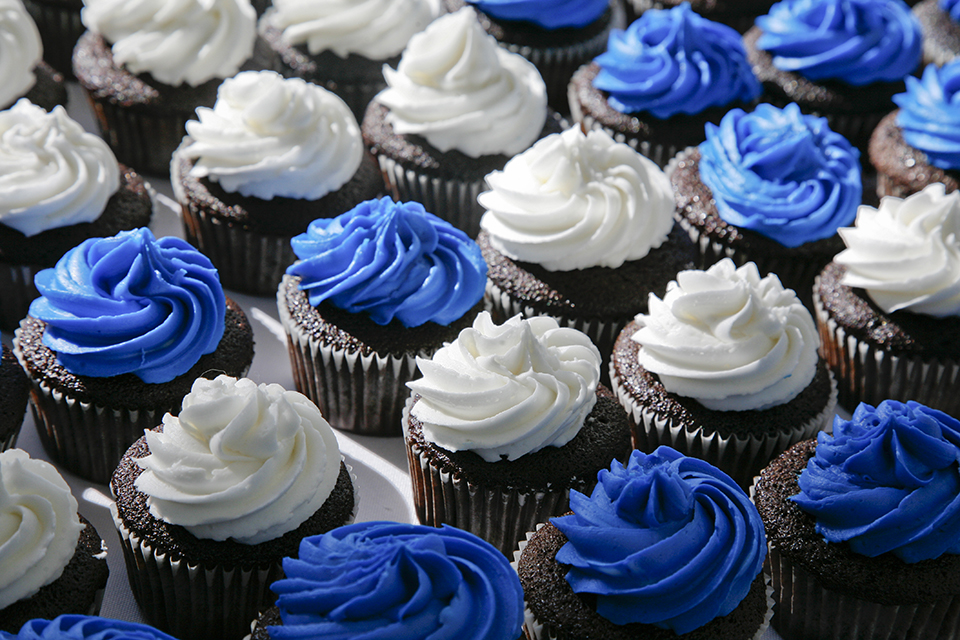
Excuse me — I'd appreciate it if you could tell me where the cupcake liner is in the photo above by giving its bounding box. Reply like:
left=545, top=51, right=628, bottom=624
left=312, top=78, right=384, bottom=126
left=822, top=111, right=886, bottom=155
left=0, top=261, right=41, bottom=332
left=22, top=0, right=83, bottom=79
left=571, top=106, right=680, bottom=168
left=0, top=424, right=23, bottom=452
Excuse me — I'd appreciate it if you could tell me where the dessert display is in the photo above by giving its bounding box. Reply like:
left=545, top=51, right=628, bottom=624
left=0, top=0, right=66, bottom=112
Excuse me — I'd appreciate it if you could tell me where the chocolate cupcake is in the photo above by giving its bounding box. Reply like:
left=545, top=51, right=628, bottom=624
left=0, top=345, right=28, bottom=451
left=0, top=0, right=66, bottom=111
left=20, top=0, right=83, bottom=80
left=915, top=0, right=960, bottom=66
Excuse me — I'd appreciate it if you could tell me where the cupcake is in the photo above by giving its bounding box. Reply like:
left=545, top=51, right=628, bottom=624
left=111, top=375, right=357, bottom=640
left=0, top=450, right=109, bottom=634
left=515, top=447, right=772, bottom=640
left=625, top=0, right=776, bottom=32
left=361, top=7, right=558, bottom=236
left=278, top=197, right=487, bottom=436
left=171, top=69, right=383, bottom=296
left=610, top=259, right=837, bottom=488
left=478, top=124, right=696, bottom=378
left=568, top=4, right=762, bottom=167
left=755, top=400, right=960, bottom=640
left=14, top=227, right=255, bottom=484
left=0, top=615, right=177, bottom=640
left=0, top=100, right=153, bottom=332
left=915, top=0, right=960, bottom=66
left=0, top=0, right=65, bottom=112
left=814, top=183, right=960, bottom=415
left=0, top=344, right=29, bottom=451
left=404, top=312, right=632, bottom=556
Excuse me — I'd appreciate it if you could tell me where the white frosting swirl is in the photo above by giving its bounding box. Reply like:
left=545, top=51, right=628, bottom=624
left=0, top=449, right=82, bottom=610
left=80, top=0, right=256, bottom=87
left=179, top=70, right=362, bottom=200
left=631, top=259, right=819, bottom=411
left=478, top=126, right=675, bottom=270
left=0, top=0, right=41, bottom=110
left=408, top=311, right=600, bottom=462
left=135, top=375, right=344, bottom=545
left=375, top=7, right=547, bottom=159
left=0, top=100, right=119, bottom=238
left=835, top=183, right=960, bottom=317
left=264, top=0, right=441, bottom=59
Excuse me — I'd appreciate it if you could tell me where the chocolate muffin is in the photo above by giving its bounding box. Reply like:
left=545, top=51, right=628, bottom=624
left=0, top=344, right=28, bottom=451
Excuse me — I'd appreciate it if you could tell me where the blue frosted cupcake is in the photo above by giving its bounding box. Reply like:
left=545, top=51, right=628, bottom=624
left=0, top=615, right=177, bottom=639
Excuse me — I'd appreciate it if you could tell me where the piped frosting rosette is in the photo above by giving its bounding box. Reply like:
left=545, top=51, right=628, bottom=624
left=469, top=0, right=608, bottom=29
left=894, top=61, right=960, bottom=171
left=0, top=0, right=41, bottom=110
left=1, top=615, right=178, bottom=640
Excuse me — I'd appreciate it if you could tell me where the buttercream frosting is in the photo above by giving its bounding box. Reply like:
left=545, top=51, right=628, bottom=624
left=0, top=100, right=119, bottom=238
left=895, top=61, right=960, bottom=171
left=552, top=447, right=766, bottom=634
left=286, top=197, right=487, bottom=328
left=943, top=0, right=960, bottom=22
left=179, top=70, right=363, bottom=201
left=835, top=183, right=960, bottom=317
left=478, top=125, right=675, bottom=270
left=0, top=0, right=41, bottom=110
left=1, top=615, right=178, bottom=639
left=375, top=7, right=548, bottom=159
left=697, top=102, right=862, bottom=248
left=408, top=311, right=600, bottom=462
left=631, top=259, right=820, bottom=411
left=0, top=449, right=82, bottom=611
left=468, top=0, right=608, bottom=29
left=28, top=227, right=226, bottom=384
left=792, top=400, right=960, bottom=563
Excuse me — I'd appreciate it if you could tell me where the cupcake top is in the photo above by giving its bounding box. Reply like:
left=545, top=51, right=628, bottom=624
left=0, top=615, right=178, bottom=640
left=551, top=447, right=766, bottom=634
left=286, top=197, right=487, bottom=328
left=894, top=60, right=960, bottom=171
left=631, top=258, right=820, bottom=411
left=592, top=3, right=761, bottom=119
left=28, top=227, right=225, bottom=383
left=375, top=7, right=548, bottom=159
left=0, top=0, right=41, bottom=110
left=942, top=0, right=960, bottom=21
left=407, top=311, right=601, bottom=462
left=834, top=183, right=960, bottom=317
left=0, top=449, right=82, bottom=611
left=791, top=400, right=960, bottom=563
left=478, top=125, right=675, bottom=271
left=467, top=0, right=608, bottom=29
left=0, top=100, right=119, bottom=238
left=263, top=0, right=441, bottom=59
left=754, top=0, right=921, bottom=86
left=134, top=375, right=344, bottom=545
left=178, top=70, right=363, bottom=201
left=80, top=0, right=257, bottom=87
left=267, top=521, right=524, bottom=639
left=697, top=102, right=862, bottom=248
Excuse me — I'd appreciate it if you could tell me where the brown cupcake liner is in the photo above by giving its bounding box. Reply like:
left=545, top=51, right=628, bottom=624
left=0, top=261, right=41, bottom=332
left=23, top=0, right=83, bottom=79
left=571, top=105, right=681, bottom=168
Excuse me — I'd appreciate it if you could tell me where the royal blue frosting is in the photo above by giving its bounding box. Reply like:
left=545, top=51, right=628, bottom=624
left=792, top=400, right=960, bottom=564
left=755, top=0, right=921, bottom=86
left=592, top=3, right=761, bottom=119
left=28, top=228, right=225, bottom=384
left=286, top=198, right=486, bottom=328
left=468, top=0, right=608, bottom=29
left=551, top=447, right=766, bottom=635
left=942, top=0, right=960, bottom=22
left=895, top=61, right=960, bottom=170
left=0, top=615, right=178, bottom=639
left=267, top=521, right=524, bottom=640
left=697, top=103, right=862, bottom=248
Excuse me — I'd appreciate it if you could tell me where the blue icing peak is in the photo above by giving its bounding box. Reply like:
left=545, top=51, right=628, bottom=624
left=286, top=197, right=486, bottom=328
left=551, top=447, right=766, bottom=635
left=697, top=102, right=862, bottom=248
left=28, top=227, right=225, bottom=384
left=895, top=61, right=960, bottom=170
left=592, top=3, right=761, bottom=119
left=0, top=615, right=178, bottom=639
left=468, top=0, right=609, bottom=29
left=942, top=0, right=960, bottom=22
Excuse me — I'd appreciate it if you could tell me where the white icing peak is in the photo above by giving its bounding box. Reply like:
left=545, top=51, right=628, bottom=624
left=265, top=0, right=441, bottom=60
left=376, top=7, right=547, bottom=159
left=479, top=126, right=675, bottom=270
left=632, top=259, right=820, bottom=411
left=0, top=0, right=41, bottom=110
left=135, top=375, right=344, bottom=545
left=0, top=100, right=120, bottom=237
left=835, top=183, right=960, bottom=317
left=408, top=311, right=600, bottom=462
left=179, top=70, right=362, bottom=200
left=81, top=0, right=256, bottom=87
left=0, top=449, right=82, bottom=610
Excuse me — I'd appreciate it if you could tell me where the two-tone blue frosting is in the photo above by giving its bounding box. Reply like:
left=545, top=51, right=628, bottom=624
left=286, top=197, right=486, bottom=328
left=551, top=447, right=767, bottom=635
left=895, top=61, right=960, bottom=170
left=942, top=0, right=960, bottom=23
left=28, top=228, right=225, bottom=384
left=792, top=400, right=960, bottom=564
left=592, top=3, right=761, bottom=119
left=0, top=615, right=178, bottom=639
left=698, top=102, right=862, bottom=247
left=468, top=0, right=609, bottom=29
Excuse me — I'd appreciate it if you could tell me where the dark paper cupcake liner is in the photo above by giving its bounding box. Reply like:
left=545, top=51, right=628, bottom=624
left=573, top=106, right=681, bottom=169
left=22, top=0, right=83, bottom=79
left=0, top=261, right=41, bottom=333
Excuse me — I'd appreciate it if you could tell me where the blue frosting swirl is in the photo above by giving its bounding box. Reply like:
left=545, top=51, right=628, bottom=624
left=468, top=0, right=608, bottom=29
left=28, top=228, right=225, bottom=384
left=286, top=198, right=486, bottom=328
left=551, top=447, right=767, bottom=635
left=942, top=0, right=960, bottom=23
left=791, top=400, right=960, bottom=564
left=698, top=103, right=862, bottom=248
left=0, top=615, right=178, bottom=639
left=895, top=61, right=960, bottom=170
left=267, top=521, right=524, bottom=640
left=592, top=3, right=761, bottom=119
left=755, top=0, right=921, bottom=86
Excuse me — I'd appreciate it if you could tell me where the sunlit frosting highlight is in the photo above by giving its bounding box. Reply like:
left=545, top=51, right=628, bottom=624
left=468, top=0, right=608, bottom=29
left=0, top=0, right=41, bottom=110
left=895, top=61, right=960, bottom=171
